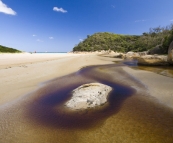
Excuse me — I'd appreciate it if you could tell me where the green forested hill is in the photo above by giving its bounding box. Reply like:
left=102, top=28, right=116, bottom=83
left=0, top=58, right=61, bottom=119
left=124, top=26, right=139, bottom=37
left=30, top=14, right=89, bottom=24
left=73, top=33, right=140, bottom=52
left=0, top=45, right=21, bottom=53
left=73, top=24, right=173, bottom=54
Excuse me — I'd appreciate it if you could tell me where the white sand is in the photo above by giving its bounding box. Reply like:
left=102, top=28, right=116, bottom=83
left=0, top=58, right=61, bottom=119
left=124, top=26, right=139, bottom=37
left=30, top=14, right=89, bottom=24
left=0, top=53, right=173, bottom=143
left=0, top=53, right=113, bottom=105
left=0, top=53, right=173, bottom=109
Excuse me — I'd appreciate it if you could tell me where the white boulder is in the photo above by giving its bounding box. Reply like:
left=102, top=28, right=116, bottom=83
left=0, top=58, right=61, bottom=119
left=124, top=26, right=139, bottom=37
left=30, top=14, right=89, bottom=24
left=65, top=83, right=112, bottom=110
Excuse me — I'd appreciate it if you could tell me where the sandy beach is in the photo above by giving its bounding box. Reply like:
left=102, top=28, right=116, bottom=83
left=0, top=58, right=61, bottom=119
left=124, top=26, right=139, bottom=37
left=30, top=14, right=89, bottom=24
left=0, top=53, right=114, bottom=105
left=1, top=53, right=172, bottom=108
left=0, top=53, right=173, bottom=143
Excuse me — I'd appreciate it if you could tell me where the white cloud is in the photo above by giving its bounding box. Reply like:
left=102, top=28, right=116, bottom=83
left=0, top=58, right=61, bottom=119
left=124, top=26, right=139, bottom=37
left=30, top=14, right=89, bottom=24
left=53, top=7, right=67, bottom=13
left=135, top=19, right=147, bottom=23
left=111, top=5, right=115, bottom=8
left=79, top=39, right=83, bottom=42
left=49, top=37, right=54, bottom=39
left=36, top=39, right=43, bottom=42
left=33, top=34, right=36, bottom=37
left=170, top=19, right=173, bottom=21
left=0, top=0, right=16, bottom=15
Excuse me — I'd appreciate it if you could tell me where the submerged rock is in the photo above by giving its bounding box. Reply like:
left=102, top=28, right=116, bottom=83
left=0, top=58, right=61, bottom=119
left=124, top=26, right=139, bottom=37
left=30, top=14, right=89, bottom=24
left=148, top=45, right=163, bottom=55
left=65, top=83, right=112, bottom=110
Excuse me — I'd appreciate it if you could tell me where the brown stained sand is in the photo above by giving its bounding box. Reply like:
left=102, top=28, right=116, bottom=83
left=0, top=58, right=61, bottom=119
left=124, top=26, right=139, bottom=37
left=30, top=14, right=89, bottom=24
left=0, top=54, right=173, bottom=143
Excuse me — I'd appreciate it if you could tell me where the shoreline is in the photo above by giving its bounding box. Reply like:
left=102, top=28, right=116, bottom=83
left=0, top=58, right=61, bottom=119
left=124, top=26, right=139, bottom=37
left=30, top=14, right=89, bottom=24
left=0, top=53, right=173, bottom=108
left=0, top=53, right=173, bottom=143
left=0, top=53, right=113, bottom=105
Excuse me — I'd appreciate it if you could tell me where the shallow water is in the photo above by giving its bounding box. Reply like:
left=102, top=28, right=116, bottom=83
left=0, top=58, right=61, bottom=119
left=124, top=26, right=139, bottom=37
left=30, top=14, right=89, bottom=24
left=121, top=59, right=173, bottom=78
left=134, top=65, right=173, bottom=78
left=0, top=64, right=173, bottom=143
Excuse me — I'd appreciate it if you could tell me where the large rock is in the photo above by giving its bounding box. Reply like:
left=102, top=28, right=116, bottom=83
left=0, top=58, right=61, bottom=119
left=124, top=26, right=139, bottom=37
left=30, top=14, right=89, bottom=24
left=168, top=41, right=173, bottom=64
left=134, top=55, right=168, bottom=66
left=123, top=51, right=140, bottom=59
left=138, top=51, right=148, bottom=56
left=148, top=45, right=163, bottom=55
left=108, top=52, right=124, bottom=58
left=65, top=83, right=112, bottom=110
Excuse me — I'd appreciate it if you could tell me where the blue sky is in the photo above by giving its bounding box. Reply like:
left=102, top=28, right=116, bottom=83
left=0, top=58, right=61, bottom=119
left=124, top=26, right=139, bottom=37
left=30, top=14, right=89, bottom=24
left=0, top=0, right=173, bottom=52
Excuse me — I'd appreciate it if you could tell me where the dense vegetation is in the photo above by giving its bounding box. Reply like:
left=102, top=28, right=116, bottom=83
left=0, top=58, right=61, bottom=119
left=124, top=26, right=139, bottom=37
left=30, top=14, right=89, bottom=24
left=0, top=45, right=21, bottom=53
left=73, top=24, right=173, bottom=54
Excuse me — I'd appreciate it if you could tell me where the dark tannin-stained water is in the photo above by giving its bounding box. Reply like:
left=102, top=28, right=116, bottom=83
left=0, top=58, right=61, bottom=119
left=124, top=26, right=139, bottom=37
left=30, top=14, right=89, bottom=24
left=0, top=64, right=173, bottom=143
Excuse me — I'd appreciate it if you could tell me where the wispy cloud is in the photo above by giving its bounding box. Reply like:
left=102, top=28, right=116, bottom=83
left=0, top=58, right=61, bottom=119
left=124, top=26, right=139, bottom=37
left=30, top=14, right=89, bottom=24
left=36, top=39, right=43, bottom=42
left=111, top=5, right=115, bottom=8
left=135, top=19, right=147, bottom=23
left=79, top=39, right=83, bottom=42
left=32, top=34, right=36, bottom=37
left=170, top=19, right=173, bottom=22
left=0, top=0, right=16, bottom=15
left=53, top=7, right=67, bottom=13
left=49, top=37, right=54, bottom=40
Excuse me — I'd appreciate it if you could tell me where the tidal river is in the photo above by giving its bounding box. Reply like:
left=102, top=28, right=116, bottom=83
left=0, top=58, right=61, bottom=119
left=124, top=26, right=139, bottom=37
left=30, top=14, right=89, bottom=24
left=0, top=63, right=173, bottom=143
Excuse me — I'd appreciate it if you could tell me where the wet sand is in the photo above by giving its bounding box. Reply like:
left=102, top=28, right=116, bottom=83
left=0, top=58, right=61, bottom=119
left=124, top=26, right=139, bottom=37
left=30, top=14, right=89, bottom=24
left=121, top=60, right=173, bottom=109
left=0, top=54, right=173, bottom=143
